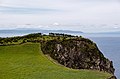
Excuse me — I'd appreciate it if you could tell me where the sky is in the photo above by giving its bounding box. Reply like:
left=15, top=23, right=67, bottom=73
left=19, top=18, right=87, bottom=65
left=0, top=0, right=120, bottom=32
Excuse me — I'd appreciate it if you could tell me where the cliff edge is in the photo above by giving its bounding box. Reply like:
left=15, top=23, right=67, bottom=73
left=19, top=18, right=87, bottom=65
left=41, top=37, right=116, bottom=78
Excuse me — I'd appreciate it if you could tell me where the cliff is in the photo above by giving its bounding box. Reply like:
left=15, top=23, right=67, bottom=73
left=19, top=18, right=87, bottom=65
left=41, top=37, right=115, bottom=75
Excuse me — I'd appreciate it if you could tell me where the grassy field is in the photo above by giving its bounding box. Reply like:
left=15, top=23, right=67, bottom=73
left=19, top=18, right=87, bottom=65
left=0, top=43, right=112, bottom=79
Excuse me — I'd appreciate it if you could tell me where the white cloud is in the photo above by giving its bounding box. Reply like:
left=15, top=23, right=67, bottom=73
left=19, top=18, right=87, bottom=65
left=53, top=22, right=60, bottom=26
left=0, top=6, right=57, bottom=14
left=114, top=27, right=119, bottom=29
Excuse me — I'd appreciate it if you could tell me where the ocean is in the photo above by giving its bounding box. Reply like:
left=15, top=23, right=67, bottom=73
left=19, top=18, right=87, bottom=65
left=0, top=31, right=120, bottom=78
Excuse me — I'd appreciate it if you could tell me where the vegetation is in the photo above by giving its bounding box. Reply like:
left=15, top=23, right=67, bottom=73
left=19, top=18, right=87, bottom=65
left=0, top=33, right=81, bottom=46
left=0, top=43, right=112, bottom=79
left=0, top=33, right=114, bottom=79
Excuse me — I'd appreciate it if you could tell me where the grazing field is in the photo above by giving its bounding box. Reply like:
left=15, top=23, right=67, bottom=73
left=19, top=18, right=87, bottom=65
left=0, top=43, right=111, bottom=79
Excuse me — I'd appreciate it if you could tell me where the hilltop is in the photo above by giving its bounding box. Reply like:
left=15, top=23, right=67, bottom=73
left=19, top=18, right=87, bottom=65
left=0, top=33, right=116, bottom=79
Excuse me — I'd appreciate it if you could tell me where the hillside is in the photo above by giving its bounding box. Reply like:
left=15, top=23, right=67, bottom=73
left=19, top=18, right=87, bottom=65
left=0, top=43, right=112, bottom=79
left=41, top=38, right=115, bottom=74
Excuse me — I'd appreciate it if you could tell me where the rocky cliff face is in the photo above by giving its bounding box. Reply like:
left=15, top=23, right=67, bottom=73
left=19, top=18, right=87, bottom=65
left=41, top=38, right=115, bottom=75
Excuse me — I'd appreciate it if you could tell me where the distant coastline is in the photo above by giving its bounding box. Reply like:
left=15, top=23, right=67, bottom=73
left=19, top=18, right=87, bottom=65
left=1, top=29, right=120, bottom=38
left=0, top=29, right=83, bottom=34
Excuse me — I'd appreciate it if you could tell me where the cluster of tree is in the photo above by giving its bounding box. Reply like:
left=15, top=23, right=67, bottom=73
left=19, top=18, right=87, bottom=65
left=49, top=33, right=78, bottom=37
left=22, top=33, right=42, bottom=39
left=0, top=33, right=42, bottom=45
left=0, top=37, right=22, bottom=45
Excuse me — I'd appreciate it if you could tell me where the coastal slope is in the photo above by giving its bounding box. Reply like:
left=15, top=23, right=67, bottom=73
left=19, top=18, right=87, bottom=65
left=41, top=37, right=116, bottom=78
left=0, top=43, right=112, bottom=79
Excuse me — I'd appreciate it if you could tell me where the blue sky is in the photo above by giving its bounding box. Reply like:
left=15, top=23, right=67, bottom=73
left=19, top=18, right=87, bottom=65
left=0, top=0, right=120, bottom=32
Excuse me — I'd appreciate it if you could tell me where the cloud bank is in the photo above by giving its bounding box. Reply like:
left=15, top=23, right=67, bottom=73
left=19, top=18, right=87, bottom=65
left=0, top=0, right=120, bottom=32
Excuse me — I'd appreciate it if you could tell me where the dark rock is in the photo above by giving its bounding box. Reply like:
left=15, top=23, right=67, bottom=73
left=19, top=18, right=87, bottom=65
left=41, top=38, right=115, bottom=75
left=107, top=76, right=117, bottom=79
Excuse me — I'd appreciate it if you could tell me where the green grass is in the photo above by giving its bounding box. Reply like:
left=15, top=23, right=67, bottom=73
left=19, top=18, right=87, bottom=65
left=0, top=43, right=111, bottom=79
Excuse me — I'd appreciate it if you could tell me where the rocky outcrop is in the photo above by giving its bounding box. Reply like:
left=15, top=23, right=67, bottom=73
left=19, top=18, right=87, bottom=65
left=41, top=38, right=115, bottom=75
left=107, top=76, right=117, bottom=79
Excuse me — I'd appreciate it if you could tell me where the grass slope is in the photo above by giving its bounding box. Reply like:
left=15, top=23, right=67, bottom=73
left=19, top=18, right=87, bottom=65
left=0, top=43, right=111, bottom=79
